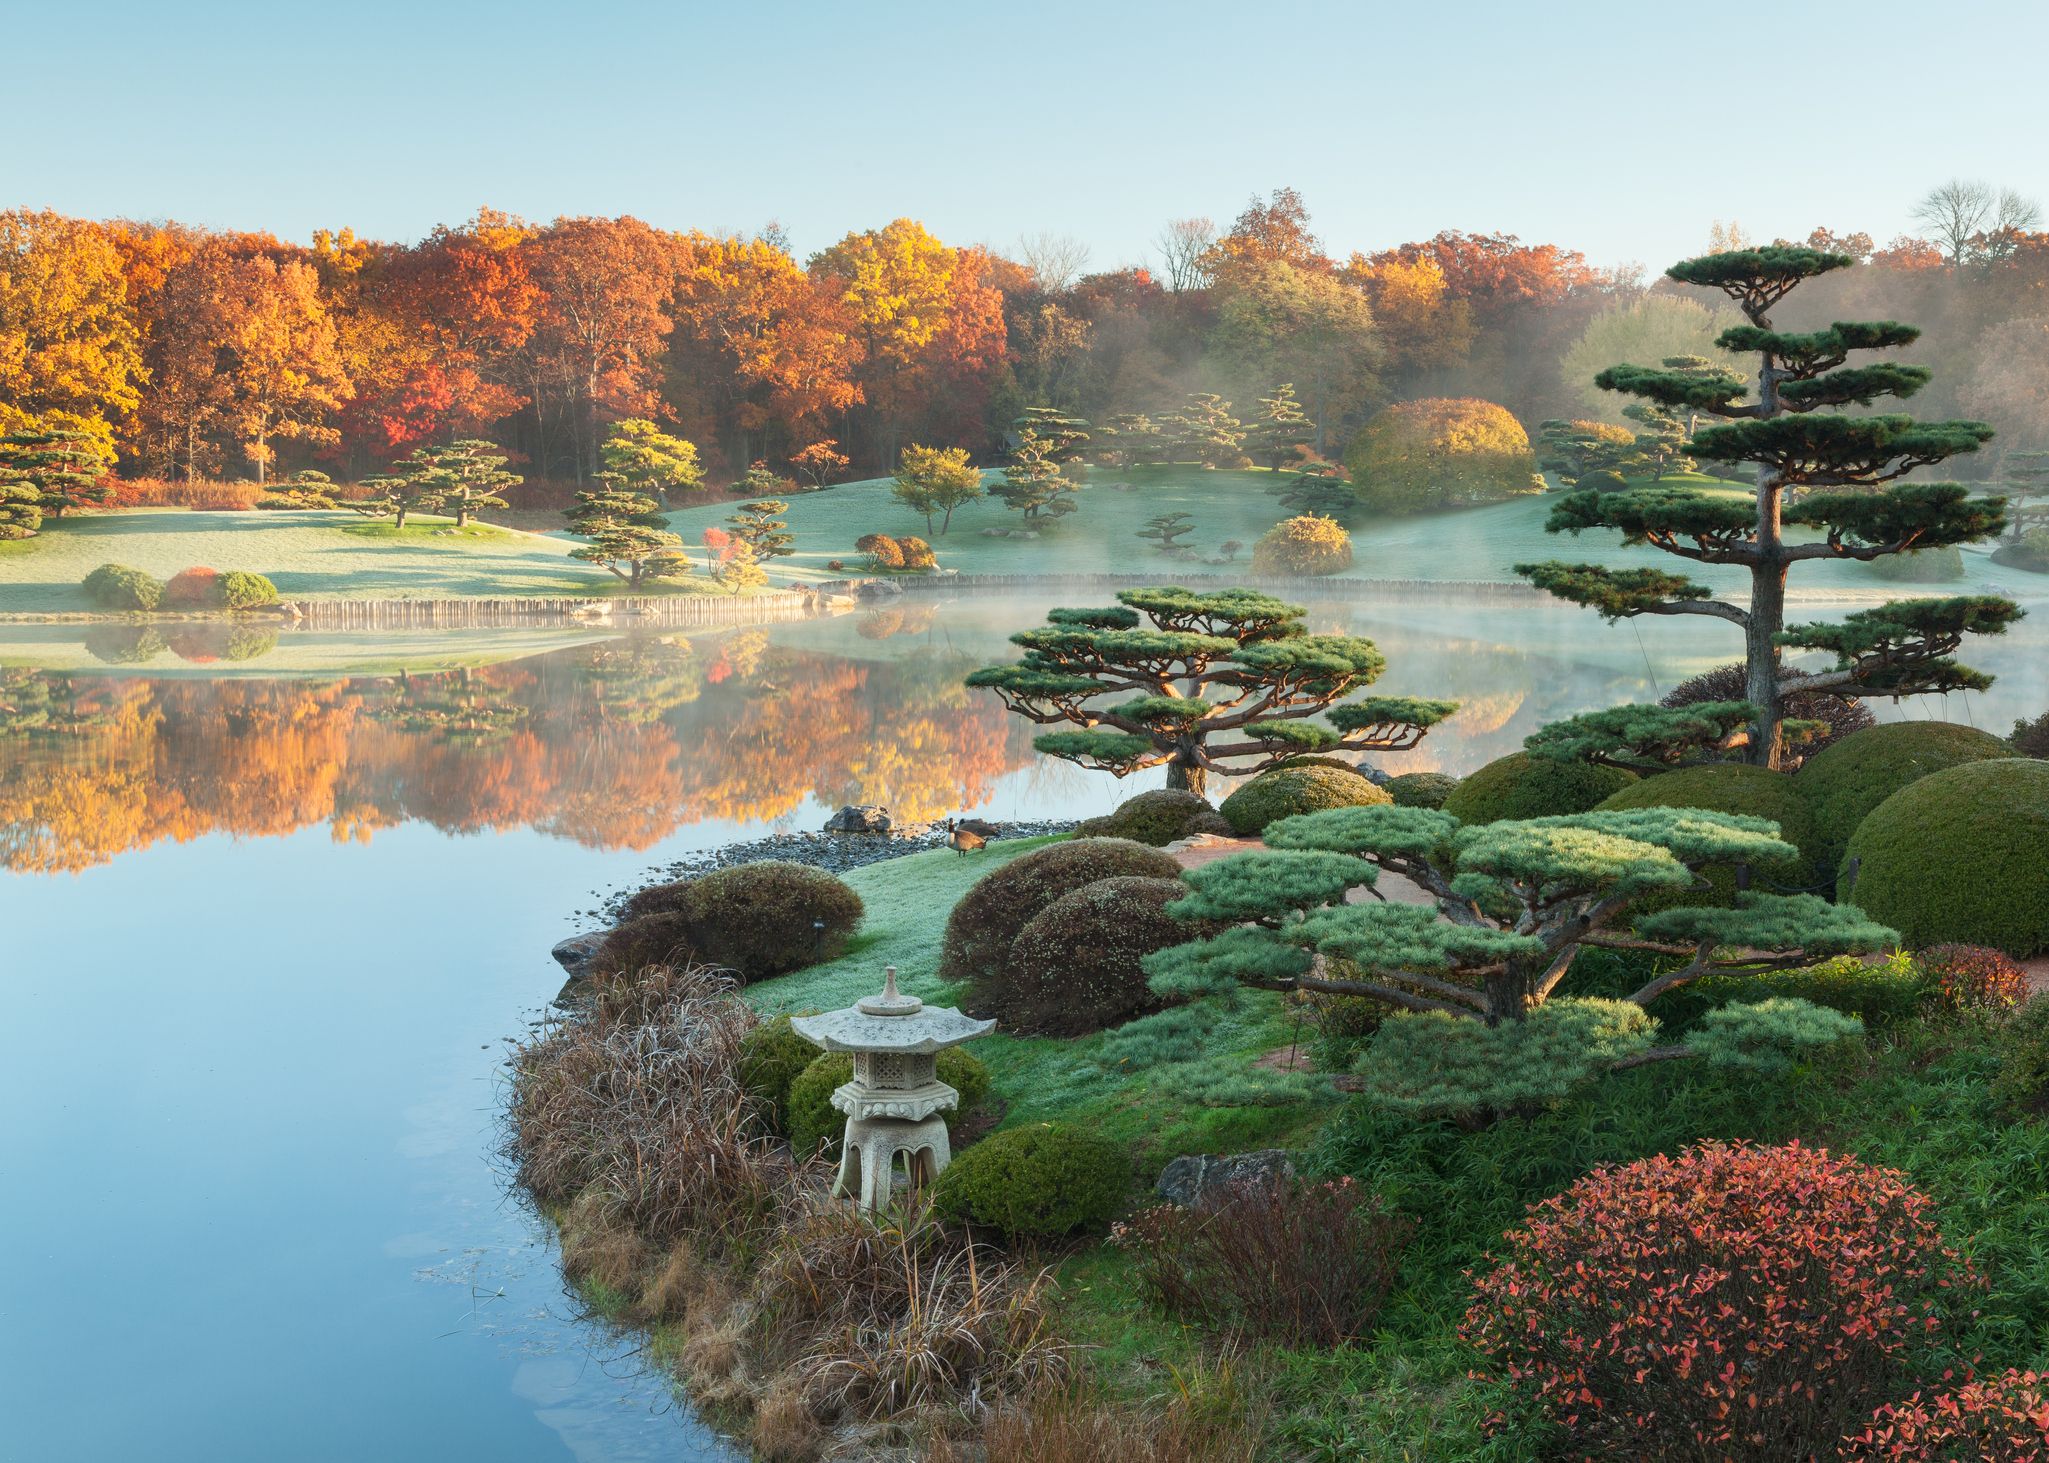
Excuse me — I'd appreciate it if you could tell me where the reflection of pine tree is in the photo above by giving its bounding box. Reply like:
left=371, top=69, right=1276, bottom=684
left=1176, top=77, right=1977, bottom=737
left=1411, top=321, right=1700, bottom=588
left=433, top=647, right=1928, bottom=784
left=579, top=638, right=704, bottom=724
left=0, top=670, right=108, bottom=739
left=371, top=668, right=530, bottom=745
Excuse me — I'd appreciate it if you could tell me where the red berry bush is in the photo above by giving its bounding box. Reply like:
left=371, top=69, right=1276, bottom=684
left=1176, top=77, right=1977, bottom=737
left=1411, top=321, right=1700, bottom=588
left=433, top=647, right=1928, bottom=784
left=1919, top=944, right=2030, bottom=1017
left=1841, top=1370, right=2049, bottom=1461
left=1463, top=1140, right=1977, bottom=1462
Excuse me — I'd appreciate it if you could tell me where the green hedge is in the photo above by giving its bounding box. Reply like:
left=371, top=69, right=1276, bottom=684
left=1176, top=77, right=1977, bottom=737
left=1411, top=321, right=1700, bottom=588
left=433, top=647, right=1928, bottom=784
left=1843, top=758, right=2049, bottom=957
left=218, top=570, right=279, bottom=608
left=1442, top=752, right=1636, bottom=825
left=930, top=1122, right=1128, bottom=1239
left=1796, top=721, right=2013, bottom=876
left=1595, top=764, right=1821, bottom=908
left=1219, top=764, right=1389, bottom=836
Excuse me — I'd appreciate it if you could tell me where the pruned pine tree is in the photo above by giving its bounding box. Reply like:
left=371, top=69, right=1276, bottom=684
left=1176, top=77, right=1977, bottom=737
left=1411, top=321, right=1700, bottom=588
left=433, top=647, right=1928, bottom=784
left=2005, top=449, right=2049, bottom=539
left=1535, top=419, right=1635, bottom=487
left=566, top=486, right=688, bottom=588
left=393, top=439, right=522, bottom=528
left=259, top=468, right=342, bottom=509
left=600, top=419, right=704, bottom=505
left=727, top=499, right=794, bottom=561
left=1246, top=383, right=1312, bottom=470
left=1268, top=464, right=1356, bottom=520
left=1141, top=803, right=1893, bottom=1114
left=346, top=473, right=440, bottom=530
left=1015, top=406, right=1091, bottom=461
left=997, top=417, right=1087, bottom=521
left=1095, top=412, right=1164, bottom=468
left=1136, top=512, right=1196, bottom=553
left=0, top=427, right=116, bottom=520
left=1519, top=246, right=2017, bottom=768
left=1163, top=393, right=1248, bottom=468
left=1621, top=402, right=1692, bottom=480
left=966, top=586, right=1457, bottom=796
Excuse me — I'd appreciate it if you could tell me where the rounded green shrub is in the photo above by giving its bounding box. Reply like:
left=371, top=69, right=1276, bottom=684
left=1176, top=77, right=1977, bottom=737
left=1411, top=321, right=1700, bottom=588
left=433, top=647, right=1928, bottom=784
left=1344, top=397, right=1539, bottom=514
left=931, top=1122, right=1128, bottom=1239
left=939, top=838, right=1182, bottom=992
left=677, top=861, right=863, bottom=982
left=1595, top=764, right=1820, bottom=907
left=1796, top=721, right=2013, bottom=875
left=1991, top=997, right=2049, bottom=1118
left=1386, top=771, right=1459, bottom=809
left=736, top=1015, right=820, bottom=1135
left=1843, top=758, right=2049, bottom=957
left=218, top=570, right=279, bottom=607
left=82, top=562, right=164, bottom=610
left=1866, top=545, right=1964, bottom=582
left=1220, top=764, right=1389, bottom=836
left=1442, top=752, right=1637, bottom=825
left=998, top=876, right=1220, bottom=1036
left=786, top=1047, right=992, bottom=1159
left=1273, top=755, right=1363, bottom=774
left=1074, top=788, right=1231, bottom=846
left=593, top=909, right=698, bottom=975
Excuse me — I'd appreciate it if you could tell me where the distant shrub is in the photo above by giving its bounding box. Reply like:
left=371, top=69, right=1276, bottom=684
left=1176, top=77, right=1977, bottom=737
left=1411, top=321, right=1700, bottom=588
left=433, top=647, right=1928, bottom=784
left=1991, top=998, right=2049, bottom=1119
left=1464, top=1140, right=1977, bottom=1463
left=1846, top=759, right=2049, bottom=956
left=82, top=625, right=166, bottom=664
left=162, top=566, right=223, bottom=607
left=1441, top=751, right=1635, bottom=825
left=671, top=861, right=863, bottom=982
left=1662, top=660, right=1873, bottom=760
left=932, top=1123, right=1127, bottom=1239
left=1250, top=514, right=1353, bottom=576
left=939, top=838, right=1182, bottom=993
left=1114, top=1174, right=1410, bottom=1346
left=1385, top=771, right=1458, bottom=809
left=1074, top=789, right=1231, bottom=846
left=1993, top=525, right=2049, bottom=573
left=737, top=1015, right=821, bottom=1135
left=1343, top=398, right=1541, bottom=515
left=1867, top=544, right=1965, bottom=581
left=998, top=877, right=1221, bottom=1036
left=897, top=535, right=936, bottom=570
left=217, top=570, right=278, bottom=608
left=1841, top=1369, right=2049, bottom=1461
left=1578, top=468, right=1630, bottom=493
left=1918, top=943, right=2029, bottom=1017
left=854, top=532, right=904, bottom=569
left=1594, top=763, right=1819, bottom=908
left=2012, top=709, right=2049, bottom=759
left=1796, top=721, right=2012, bottom=875
left=785, top=1047, right=990, bottom=1160
left=1219, top=764, right=1389, bottom=835
left=825, top=558, right=845, bottom=572
left=81, top=562, right=163, bottom=610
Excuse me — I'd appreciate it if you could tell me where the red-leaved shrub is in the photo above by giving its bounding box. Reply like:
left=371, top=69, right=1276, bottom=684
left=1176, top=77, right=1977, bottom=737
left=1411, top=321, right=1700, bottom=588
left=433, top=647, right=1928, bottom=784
left=1463, top=1140, right=1977, bottom=1462
left=1919, top=944, right=2030, bottom=1016
left=1841, top=1370, right=2049, bottom=1461
left=162, top=567, right=223, bottom=607
left=1112, top=1174, right=1410, bottom=1347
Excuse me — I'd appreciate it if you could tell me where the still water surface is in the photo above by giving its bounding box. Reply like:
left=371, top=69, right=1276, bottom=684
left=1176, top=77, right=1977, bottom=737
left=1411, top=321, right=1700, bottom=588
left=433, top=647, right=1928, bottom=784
left=2, top=590, right=2042, bottom=1460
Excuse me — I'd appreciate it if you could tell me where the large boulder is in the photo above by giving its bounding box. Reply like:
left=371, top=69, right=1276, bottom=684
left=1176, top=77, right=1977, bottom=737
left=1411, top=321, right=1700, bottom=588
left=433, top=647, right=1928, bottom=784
left=1156, top=1149, right=1297, bottom=1207
left=825, top=804, right=893, bottom=834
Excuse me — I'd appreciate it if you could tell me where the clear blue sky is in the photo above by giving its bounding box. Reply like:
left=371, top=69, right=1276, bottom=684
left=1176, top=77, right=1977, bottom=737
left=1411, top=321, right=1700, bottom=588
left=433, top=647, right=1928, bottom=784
left=9, top=0, right=2047, bottom=272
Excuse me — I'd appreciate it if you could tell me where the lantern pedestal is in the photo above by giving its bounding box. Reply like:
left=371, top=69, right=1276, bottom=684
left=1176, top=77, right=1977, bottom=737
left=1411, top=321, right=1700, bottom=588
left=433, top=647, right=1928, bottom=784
left=832, top=1113, right=950, bottom=1211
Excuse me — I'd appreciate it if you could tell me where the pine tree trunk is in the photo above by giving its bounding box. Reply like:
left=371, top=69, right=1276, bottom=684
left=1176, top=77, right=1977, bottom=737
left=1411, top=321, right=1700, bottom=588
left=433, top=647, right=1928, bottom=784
left=1166, top=761, right=1207, bottom=798
left=1748, top=361, right=1788, bottom=769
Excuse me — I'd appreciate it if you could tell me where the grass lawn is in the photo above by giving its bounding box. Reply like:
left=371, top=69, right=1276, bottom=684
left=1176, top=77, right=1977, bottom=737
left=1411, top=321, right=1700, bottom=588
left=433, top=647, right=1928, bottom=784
left=0, top=509, right=737, bottom=612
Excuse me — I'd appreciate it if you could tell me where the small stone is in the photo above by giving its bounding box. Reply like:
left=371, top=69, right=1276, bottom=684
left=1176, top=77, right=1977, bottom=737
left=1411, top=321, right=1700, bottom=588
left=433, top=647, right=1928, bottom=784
left=550, top=932, right=605, bottom=982
left=1155, top=1149, right=1296, bottom=1208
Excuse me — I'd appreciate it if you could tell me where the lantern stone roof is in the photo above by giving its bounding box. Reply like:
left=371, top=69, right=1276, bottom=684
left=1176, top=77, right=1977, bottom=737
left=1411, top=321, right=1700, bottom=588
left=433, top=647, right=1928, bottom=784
left=789, top=967, right=995, bottom=1055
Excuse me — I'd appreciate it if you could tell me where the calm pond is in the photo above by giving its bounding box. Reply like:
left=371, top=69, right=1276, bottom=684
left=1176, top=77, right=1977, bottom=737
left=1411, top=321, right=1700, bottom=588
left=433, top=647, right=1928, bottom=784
left=2, top=589, right=2042, bottom=1461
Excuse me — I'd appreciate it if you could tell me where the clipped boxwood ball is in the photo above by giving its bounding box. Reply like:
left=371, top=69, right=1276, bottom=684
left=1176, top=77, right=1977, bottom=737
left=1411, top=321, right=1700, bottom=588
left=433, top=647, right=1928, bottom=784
left=1220, top=764, right=1389, bottom=836
left=1796, top=721, right=2013, bottom=876
left=1596, top=764, right=1821, bottom=909
left=1074, top=788, right=1231, bottom=846
left=1442, top=752, right=1637, bottom=825
left=997, top=876, right=1222, bottom=1036
left=785, top=1048, right=992, bottom=1159
left=939, top=838, right=1182, bottom=993
left=736, top=1015, right=821, bottom=1135
left=1387, top=771, right=1460, bottom=809
left=930, top=1122, right=1128, bottom=1239
left=679, top=861, right=862, bottom=982
left=1844, top=759, right=2049, bottom=957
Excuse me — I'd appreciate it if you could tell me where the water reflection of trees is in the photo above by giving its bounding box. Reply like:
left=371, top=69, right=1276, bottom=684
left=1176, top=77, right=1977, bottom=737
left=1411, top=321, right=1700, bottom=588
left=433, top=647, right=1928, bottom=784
left=0, top=636, right=1026, bottom=873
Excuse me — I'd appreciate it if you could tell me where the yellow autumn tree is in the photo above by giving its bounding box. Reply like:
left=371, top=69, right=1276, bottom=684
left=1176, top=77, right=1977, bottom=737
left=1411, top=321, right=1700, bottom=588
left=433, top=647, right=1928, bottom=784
left=0, top=209, right=145, bottom=453
left=813, top=219, right=956, bottom=464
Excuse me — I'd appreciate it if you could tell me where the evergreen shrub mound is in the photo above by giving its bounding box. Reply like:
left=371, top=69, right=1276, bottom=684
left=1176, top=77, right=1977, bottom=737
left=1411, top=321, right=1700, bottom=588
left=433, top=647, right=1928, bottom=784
left=736, top=1015, right=820, bottom=1135
left=1441, top=751, right=1636, bottom=825
left=1664, top=952, right=1931, bottom=1034
left=163, top=566, right=223, bottom=607
left=594, top=909, right=699, bottom=976
left=938, top=838, right=1181, bottom=992
left=1845, top=759, right=2049, bottom=957
left=1661, top=660, right=1873, bottom=758
left=217, top=570, right=278, bottom=608
left=2012, top=709, right=2049, bottom=758
left=1594, top=764, right=1820, bottom=908
left=1991, top=525, right=2049, bottom=573
left=1344, top=397, right=1541, bottom=514
left=1250, top=514, right=1353, bottom=576
left=1074, top=788, right=1231, bottom=846
left=786, top=1048, right=991, bottom=1160
left=998, top=876, right=1220, bottom=1036
left=1841, top=1369, right=2049, bottom=1461
left=81, top=562, right=164, bottom=610
left=930, top=1122, right=1127, bottom=1239
left=1219, top=764, right=1389, bottom=836
left=1464, top=1140, right=1977, bottom=1462
left=1866, top=544, right=1965, bottom=582
left=610, top=856, right=860, bottom=979
left=1795, top=721, right=2013, bottom=875
left=1386, top=771, right=1459, bottom=809
left=1991, top=998, right=2049, bottom=1118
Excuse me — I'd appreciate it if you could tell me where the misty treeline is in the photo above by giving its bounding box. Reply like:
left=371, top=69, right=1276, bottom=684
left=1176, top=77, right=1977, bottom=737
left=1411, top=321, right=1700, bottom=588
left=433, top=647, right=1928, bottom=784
left=6, top=184, right=2048, bottom=491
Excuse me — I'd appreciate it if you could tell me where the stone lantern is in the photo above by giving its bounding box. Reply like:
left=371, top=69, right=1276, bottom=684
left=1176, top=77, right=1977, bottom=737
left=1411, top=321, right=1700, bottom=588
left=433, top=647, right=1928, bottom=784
left=789, top=966, right=994, bottom=1212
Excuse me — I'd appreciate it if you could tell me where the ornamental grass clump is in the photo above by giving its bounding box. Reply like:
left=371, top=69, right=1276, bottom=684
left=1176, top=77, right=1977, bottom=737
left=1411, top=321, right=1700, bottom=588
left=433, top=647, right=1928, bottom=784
left=1463, top=1140, right=1980, bottom=1463
left=1113, top=1173, right=1410, bottom=1347
left=1840, top=1369, right=2049, bottom=1461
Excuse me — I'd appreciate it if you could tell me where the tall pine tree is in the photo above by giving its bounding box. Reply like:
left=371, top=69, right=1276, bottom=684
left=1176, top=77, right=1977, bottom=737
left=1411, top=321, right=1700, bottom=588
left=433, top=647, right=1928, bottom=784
left=1520, top=247, right=2016, bottom=768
